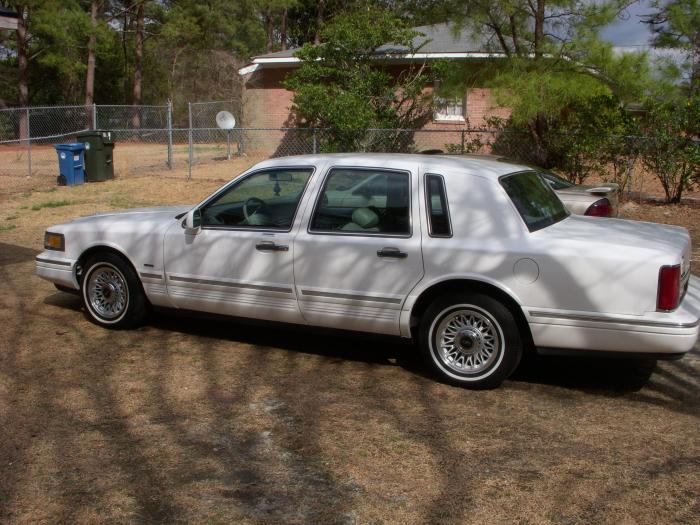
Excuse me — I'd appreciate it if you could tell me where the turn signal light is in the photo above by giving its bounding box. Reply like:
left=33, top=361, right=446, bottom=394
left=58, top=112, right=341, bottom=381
left=657, top=265, right=681, bottom=311
left=44, top=232, right=65, bottom=251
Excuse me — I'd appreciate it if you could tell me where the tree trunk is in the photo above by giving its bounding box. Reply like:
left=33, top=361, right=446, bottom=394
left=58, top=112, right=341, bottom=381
left=265, top=9, right=273, bottom=52
left=123, top=8, right=130, bottom=103
left=85, top=1, right=98, bottom=127
left=534, top=0, right=545, bottom=58
left=314, top=0, right=325, bottom=45
left=132, top=1, right=144, bottom=128
left=281, top=7, right=287, bottom=51
left=17, top=5, right=29, bottom=139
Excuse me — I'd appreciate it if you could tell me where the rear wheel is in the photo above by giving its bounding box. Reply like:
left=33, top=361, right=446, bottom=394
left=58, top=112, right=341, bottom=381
left=419, top=293, right=522, bottom=388
left=81, top=252, right=149, bottom=329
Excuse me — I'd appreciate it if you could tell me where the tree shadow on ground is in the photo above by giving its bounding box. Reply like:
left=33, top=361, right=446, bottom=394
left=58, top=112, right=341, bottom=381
left=42, top=291, right=697, bottom=404
left=150, top=307, right=689, bottom=397
left=0, top=242, right=37, bottom=266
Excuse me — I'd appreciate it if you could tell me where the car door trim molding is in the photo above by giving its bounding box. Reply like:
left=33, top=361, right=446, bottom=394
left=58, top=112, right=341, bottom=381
left=300, top=288, right=403, bottom=304
left=140, top=272, right=163, bottom=280
left=528, top=310, right=700, bottom=329
left=168, top=274, right=293, bottom=294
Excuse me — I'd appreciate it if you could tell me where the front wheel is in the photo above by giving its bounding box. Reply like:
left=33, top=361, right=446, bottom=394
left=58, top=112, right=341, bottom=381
left=81, top=252, right=149, bottom=329
left=418, top=293, right=522, bottom=389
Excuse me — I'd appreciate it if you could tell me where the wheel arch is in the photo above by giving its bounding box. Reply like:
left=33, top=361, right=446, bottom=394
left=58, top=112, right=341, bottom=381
left=76, top=244, right=140, bottom=287
left=409, top=278, right=534, bottom=351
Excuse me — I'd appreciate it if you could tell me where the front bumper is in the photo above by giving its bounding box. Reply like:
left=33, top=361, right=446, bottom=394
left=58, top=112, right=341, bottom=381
left=526, top=275, right=700, bottom=355
left=35, top=251, right=79, bottom=290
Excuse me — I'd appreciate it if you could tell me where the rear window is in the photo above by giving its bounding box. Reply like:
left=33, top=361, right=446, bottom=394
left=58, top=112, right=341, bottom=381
left=540, top=171, right=574, bottom=190
left=500, top=171, right=569, bottom=232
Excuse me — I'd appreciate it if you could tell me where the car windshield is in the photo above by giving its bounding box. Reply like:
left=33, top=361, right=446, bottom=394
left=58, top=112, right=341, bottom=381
left=540, top=171, right=574, bottom=190
left=500, top=171, right=569, bottom=232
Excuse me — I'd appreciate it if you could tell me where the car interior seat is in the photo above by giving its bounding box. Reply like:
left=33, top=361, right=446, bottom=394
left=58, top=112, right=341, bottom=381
left=341, top=207, right=380, bottom=232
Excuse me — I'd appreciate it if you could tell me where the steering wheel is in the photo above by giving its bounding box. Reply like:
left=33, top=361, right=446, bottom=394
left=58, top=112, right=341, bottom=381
left=243, top=197, right=269, bottom=222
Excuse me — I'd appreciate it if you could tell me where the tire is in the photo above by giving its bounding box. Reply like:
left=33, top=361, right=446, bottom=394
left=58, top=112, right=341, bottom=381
left=418, top=293, right=523, bottom=389
left=81, top=252, right=149, bottom=329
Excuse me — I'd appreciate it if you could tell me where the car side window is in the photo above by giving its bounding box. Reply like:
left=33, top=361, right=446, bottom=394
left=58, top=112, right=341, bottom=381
left=426, top=174, right=451, bottom=237
left=200, top=168, right=313, bottom=230
left=310, top=168, right=411, bottom=235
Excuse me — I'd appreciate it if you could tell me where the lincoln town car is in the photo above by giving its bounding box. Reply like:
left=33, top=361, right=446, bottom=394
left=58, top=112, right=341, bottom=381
left=36, top=154, right=700, bottom=388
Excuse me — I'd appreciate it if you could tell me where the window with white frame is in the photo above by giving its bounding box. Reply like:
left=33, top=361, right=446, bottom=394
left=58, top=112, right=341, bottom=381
left=434, top=95, right=465, bottom=121
left=433, top=82, right=465, bottom=121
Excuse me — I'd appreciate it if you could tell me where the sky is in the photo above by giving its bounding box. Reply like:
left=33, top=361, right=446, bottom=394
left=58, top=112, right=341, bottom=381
left=600, top=0, right=656, bottom=49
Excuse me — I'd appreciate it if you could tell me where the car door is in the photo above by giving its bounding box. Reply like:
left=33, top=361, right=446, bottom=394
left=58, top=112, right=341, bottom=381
left=163, top=166, right=314, bottom=324
left=293, top=165, right=424, bottom=335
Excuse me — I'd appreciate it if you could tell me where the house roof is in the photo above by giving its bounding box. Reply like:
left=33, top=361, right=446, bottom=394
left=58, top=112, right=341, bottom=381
left=239, top=22, right=499, bottom=75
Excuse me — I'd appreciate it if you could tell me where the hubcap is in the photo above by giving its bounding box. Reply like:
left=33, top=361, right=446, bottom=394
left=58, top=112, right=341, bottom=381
left=87, top=265, right=128, bottom=320
left=435, top=308, right=501, bottom=374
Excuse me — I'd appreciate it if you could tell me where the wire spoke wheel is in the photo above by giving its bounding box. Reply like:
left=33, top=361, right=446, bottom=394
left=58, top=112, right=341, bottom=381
left=86, top=264, right=129, bottom=320
left=434, top=307, right=502, bottom=375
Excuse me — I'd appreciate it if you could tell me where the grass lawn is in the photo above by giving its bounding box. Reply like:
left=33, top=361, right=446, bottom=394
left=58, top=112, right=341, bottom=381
left=0, top=173, right=698, bottom=524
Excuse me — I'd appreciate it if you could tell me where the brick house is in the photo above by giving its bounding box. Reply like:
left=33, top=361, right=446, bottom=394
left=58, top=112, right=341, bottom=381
left=237, top=23, right=511, bottom=154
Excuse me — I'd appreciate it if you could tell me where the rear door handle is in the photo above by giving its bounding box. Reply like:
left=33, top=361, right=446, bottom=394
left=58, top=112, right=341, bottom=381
left=256, top=241, right=289, bottom=252
left=377, top=247, right=407, bottom=259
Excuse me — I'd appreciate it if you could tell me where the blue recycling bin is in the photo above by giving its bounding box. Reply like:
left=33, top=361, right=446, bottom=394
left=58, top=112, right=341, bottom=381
left=55, top=143, right=86, bottom=186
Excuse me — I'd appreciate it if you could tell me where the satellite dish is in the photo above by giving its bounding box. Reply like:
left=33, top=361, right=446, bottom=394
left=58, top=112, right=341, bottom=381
left=216, top=111, right=236, bottom=130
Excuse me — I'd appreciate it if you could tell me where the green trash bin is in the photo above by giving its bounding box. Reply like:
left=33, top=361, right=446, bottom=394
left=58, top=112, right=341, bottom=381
left=76, top=130, right=115, bottom=182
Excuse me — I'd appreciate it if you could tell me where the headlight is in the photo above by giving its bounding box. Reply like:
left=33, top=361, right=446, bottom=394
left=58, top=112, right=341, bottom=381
left=44, top=232, right=65, bottom=251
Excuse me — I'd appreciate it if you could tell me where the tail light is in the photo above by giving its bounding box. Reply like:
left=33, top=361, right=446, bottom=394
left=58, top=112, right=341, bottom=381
left=657, top=265, right=681, bottom=311
left=584, top=198, right=613, bottom=217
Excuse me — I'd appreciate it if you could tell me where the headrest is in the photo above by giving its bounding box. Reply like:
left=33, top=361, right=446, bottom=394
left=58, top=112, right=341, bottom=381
left=351, top=207, right=379, bottom=229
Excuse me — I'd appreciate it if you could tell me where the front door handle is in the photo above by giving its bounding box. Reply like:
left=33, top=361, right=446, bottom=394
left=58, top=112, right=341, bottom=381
left=256, top=241, right=289, bottom=252
left=377, top=247, right=407, bottom=259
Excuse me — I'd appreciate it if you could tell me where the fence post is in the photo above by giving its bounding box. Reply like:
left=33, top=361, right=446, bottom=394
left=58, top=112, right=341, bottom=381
left=312, top=128, right=317, bottom=154
left=92, top=103, right=97, bottom=130
left=460, top=130, right=465, bottom=155
left=167, top=101, right=173, bottom=169
left=188, top=102, right=193, bottom=181
left=26, top=107, right=32, bottom=177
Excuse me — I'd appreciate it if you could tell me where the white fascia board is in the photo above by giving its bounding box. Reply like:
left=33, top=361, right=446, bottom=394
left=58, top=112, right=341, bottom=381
left=238, top=52, right=510, bottom=75
left=238, top=63, right=260, bottom=75
left=0, top=15, right=18, bottom=30
left=254, top=57, right=301, bottom=64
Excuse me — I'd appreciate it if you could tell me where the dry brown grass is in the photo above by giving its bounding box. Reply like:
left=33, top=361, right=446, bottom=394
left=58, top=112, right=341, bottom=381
left=0, top=174, right=699, bottom=524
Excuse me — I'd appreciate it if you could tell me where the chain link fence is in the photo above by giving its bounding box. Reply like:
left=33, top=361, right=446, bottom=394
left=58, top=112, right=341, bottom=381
left=1, top=103, right=505, bottom=184
left=1, top=102, right=698, bottom=203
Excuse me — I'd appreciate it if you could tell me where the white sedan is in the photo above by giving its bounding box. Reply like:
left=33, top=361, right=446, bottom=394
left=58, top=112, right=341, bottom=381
left=36, top=154, right=699, bottom=388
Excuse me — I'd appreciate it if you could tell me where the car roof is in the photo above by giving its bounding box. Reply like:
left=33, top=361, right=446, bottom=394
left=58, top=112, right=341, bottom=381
left=254, top=153, right=532, bottom=178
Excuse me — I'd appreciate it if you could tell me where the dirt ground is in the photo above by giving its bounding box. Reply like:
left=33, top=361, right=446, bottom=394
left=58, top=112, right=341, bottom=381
left=0, top=174, right=699, bottom=524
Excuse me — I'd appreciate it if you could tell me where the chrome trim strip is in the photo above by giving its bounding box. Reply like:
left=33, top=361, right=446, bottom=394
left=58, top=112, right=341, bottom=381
left=140, top=272, right=163, bottom=280
left=300, top=289, right=402, bottom=304
left=529, top=310, right=700, bottom=329
left=168, top=275, right=293, bottom=294
left=35, top=257, right=72, bottom=267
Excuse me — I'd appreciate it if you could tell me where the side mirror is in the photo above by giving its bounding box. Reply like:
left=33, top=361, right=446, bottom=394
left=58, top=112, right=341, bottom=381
left=183, top=208, right=201, bottom=235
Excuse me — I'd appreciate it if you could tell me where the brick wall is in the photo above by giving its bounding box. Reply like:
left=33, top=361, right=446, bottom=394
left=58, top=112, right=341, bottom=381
left=241, top=62, right=512, bottom=154
left=242, top=68, right=297, bottom=129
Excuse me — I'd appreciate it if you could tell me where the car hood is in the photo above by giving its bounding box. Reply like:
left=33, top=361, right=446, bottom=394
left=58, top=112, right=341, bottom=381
left=70, top=205, right=191, bottom=224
